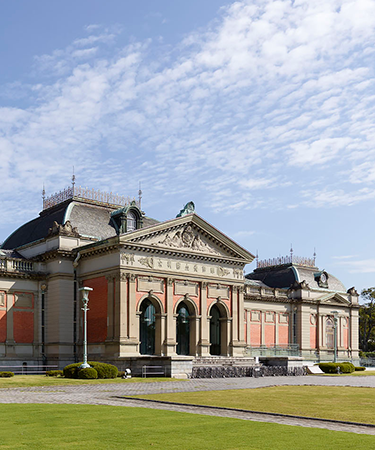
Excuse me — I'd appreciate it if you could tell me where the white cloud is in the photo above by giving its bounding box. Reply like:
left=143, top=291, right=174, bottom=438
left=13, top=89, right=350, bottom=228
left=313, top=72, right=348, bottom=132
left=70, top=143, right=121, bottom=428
left=2, top=0, right=375, bottom=232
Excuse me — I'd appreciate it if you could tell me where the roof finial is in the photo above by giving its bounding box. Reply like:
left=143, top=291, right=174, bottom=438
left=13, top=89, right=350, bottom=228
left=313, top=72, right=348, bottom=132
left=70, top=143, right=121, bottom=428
left=256, top=250, right=259, bottom=268
left=72, top=166, right=76, bottom=190
left=42, top=184, right=45, bottom=201
left=138, top=181, right=142, bottom=209
left=313, top=247, right=316, bottom=265
left=290, top=244, right=293, bottom=262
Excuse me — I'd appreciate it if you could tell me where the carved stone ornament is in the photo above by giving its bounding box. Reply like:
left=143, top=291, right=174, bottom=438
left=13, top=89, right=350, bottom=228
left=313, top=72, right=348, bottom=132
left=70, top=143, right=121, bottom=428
left=347, top=286, right=359, bottom=296
left=154, top=225, right=220, bottom=255
left=290, top=280, right=310, bottom=291
left=48, top=220, right=80, bottom=238
left=217, top=267, right=230, bottom=277
left=139, top=256, right=154, bottom=269
left=121, top=253, right=135, bottom=265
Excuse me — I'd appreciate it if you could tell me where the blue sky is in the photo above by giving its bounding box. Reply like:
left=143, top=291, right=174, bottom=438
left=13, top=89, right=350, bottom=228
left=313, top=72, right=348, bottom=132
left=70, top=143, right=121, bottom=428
left=1, top=0, right=375, bottom=294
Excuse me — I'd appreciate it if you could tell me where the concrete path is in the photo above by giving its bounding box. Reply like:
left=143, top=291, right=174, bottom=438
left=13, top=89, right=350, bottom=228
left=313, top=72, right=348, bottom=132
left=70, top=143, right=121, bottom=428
left=1, top=376, right=375, bottom=435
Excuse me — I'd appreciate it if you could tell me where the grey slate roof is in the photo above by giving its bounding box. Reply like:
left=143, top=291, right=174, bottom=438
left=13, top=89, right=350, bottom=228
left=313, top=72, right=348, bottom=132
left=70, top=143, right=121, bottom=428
left=1, top=199, right=160, bottom=250
left=2, top=203, right=68, bottom=250
left=246, top=263, right=346, bottom=293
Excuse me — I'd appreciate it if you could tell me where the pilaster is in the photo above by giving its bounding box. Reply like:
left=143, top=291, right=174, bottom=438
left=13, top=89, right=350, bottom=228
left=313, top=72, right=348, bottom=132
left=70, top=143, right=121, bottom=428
left=164, top=278, right=177, bottom=356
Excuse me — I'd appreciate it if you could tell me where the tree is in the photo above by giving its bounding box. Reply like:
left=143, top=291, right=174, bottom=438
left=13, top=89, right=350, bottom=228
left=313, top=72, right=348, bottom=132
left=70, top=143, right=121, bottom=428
left=359, top=288, right=375, bottom=352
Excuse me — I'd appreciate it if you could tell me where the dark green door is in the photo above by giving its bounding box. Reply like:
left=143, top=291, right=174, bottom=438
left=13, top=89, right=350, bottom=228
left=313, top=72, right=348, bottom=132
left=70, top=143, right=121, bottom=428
left=176, top=302, right=190, bottom=355
left=140, top=299, right=155, bottom=355
left=210, top=305, right=221, bottom=355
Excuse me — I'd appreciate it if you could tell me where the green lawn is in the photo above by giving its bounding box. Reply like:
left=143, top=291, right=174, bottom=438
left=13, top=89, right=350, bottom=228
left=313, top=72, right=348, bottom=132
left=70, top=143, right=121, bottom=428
left=133, top=385, right=375, bottom=424
left=0, top=375, right=176, bottom=388
left=0, top=404, right=374, bottom=449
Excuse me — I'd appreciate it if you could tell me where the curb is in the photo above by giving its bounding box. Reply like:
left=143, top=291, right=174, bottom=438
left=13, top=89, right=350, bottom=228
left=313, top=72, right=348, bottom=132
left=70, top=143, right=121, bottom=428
left=116, top=396, right=375, bottom=429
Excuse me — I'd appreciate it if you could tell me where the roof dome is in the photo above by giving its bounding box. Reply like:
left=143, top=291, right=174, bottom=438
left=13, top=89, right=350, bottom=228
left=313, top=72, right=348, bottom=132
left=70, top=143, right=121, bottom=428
left=246, top=262, right=346, bottom=293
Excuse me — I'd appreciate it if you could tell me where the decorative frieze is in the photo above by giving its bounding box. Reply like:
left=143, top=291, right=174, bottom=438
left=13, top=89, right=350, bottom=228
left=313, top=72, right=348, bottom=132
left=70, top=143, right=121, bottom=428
left=175, top=281, right=199, bottom=297
left=208, top=284, right=229, bottom=299
left=126, top=252, right=237, bottom=280
left=0, top=292, right=5, bottom=307
left=121, top=253, right=135, bottom=266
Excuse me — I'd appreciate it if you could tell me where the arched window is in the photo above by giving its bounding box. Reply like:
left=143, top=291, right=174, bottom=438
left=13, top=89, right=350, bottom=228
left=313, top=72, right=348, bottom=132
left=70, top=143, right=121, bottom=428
left=210, top=304, right=221, bottom=355
left=326, top=318, right=334, bottom=349
left=140, top=299, right=155, bottom=355
left=127, top=211, right=137, bottom=232
left=176, top=302, right=190, bottom=355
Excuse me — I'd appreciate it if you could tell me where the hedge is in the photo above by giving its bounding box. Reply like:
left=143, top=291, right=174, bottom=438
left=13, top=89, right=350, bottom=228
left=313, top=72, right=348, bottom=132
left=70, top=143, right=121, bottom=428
left=318, top=362, right=355, bottom=374
left=63, top=362, right=118, bottom=379
left=355, top=366, right=366, bottom=371
left=0, top=371, right=14, bottom=377
left=78, top=368, right=98, bottom=379
left=46, top=370, right=63, bottom=377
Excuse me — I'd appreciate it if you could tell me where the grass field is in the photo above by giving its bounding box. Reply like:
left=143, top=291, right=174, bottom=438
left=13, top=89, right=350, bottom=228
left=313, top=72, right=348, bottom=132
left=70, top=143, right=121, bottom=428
left=0, top=375, right=176, bottom=388
left=0, top=404, right=374, bottom=449
left=134, top=385, right=375, bottom=424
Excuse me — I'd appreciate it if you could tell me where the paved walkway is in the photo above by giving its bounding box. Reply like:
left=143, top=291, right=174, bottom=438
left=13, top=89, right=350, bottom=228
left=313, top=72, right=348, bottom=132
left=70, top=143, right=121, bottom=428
left=1, top=376, right=375, bottom=435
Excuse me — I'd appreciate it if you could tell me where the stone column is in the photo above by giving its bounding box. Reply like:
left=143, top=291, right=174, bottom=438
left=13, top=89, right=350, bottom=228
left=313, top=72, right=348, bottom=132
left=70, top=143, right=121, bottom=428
left=238, top=286, right=245, bottom=343
left=127, top=274, right=137, bottom=340
left=261, top=310, right=265, bottom=346
left=199, top=282, right=210, bottom=356
left=246, top=310, right=251, bottom=346
left=275, top=312, right=279, bottom=346
left=164, top=278, right=177, bottom=356
left=119, top=273, right=128, bottom=339
left=231, top=286, right=238, bottom=343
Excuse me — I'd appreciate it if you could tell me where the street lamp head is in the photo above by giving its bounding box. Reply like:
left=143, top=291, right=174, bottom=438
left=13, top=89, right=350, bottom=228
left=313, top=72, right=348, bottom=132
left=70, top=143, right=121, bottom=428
left=79, top=287, right=93, bottom=304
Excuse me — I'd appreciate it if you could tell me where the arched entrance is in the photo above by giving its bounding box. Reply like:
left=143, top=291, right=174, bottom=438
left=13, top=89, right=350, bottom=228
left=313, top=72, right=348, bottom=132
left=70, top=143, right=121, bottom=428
left=140, top=299, right=156, bottom=355
left=176, top=302, right=190, bottom=355
left=210, top=304, right=221, bottom=355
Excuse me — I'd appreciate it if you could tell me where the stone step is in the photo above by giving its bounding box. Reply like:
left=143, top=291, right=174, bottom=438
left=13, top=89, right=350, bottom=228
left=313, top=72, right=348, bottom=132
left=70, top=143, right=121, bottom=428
left=193, top=356, right=257, bottom=367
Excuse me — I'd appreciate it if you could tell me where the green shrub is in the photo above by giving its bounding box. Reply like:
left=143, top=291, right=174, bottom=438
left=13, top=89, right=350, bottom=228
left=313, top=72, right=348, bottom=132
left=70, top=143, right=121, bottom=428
left=46, top=370, right=63, bottom=377
left=355, top=366, right=366, bottom=371
left=88, top=362, right=118, bottom=379
left=117, top=371, right=125, bottom=378
left=63, top=363, right=81, bottom=379
left=318, top=362, right=355, bottom=374
left=63, top=362, right=118, bottom=379
left=78, top=368, right=98, bottom=379
left=0, top=371, right=14, bottom=377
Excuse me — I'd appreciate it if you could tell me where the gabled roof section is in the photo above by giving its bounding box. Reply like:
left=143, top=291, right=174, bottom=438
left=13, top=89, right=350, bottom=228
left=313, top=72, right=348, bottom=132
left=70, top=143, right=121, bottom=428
left=119, top=213, right=254, bottom=263
left=317, top=292, right=350, bottom=305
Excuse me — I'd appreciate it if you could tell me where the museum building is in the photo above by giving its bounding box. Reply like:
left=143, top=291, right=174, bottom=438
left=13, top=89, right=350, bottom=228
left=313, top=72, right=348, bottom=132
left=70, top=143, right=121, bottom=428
left=0, top=185, right=359, bottom=375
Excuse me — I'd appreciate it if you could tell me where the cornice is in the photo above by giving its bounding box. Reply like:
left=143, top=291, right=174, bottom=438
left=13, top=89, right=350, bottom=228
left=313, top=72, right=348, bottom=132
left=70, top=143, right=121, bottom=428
left=0, top=270, right=47, bottom=280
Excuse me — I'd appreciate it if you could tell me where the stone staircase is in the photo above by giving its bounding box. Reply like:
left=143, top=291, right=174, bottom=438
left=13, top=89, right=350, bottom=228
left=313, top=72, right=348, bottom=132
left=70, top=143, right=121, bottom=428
left=193, top=356, right=257, bottom=367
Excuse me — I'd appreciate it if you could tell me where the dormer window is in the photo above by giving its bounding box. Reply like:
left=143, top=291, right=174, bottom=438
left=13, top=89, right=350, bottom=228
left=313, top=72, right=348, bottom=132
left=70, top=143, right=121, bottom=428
left=111, top=203, right=143, bottom=235
left=127, top=211, right=137, bottom=232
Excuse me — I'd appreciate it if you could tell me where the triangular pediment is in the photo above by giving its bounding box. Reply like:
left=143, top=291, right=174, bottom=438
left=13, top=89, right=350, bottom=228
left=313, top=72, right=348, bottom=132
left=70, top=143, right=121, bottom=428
left=318, top=292, right=350, bottom=305
left=119, top=213, right=254, bottom=263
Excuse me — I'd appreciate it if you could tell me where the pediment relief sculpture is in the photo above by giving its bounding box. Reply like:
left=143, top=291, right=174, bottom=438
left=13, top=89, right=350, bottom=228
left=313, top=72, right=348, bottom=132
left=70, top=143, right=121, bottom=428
left=154, top=225, right=221, bottom=255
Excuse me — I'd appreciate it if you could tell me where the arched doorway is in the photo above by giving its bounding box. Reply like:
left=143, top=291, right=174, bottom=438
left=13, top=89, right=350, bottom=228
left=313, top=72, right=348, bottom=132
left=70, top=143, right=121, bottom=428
left=176, top=302, right=190, bottom=355
left=210, top=304, right=221, bottom=355
left=140, top=299, right=156, bottom=355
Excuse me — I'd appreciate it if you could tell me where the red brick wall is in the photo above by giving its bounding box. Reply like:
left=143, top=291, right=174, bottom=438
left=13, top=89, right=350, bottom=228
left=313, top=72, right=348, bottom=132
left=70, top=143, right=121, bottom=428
left=14, top=311, right=34, bottom=343
left=84, top=277, right=108, bottom=343
left=279, top=325, right=289, bottom=346
left=0, top=310, right=6, bottom=343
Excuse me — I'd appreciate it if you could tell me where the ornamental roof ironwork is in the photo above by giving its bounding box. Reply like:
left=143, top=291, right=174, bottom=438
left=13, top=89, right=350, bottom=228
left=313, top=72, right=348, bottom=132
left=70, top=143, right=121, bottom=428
left=257, top=255, right=316, bottom=269
left=42, top=185, right=140, bottom=211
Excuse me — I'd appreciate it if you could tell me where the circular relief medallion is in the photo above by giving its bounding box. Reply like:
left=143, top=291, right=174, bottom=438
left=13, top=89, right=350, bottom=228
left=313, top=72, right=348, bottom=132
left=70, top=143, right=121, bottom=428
left=310, top=314, right=316, bottom=325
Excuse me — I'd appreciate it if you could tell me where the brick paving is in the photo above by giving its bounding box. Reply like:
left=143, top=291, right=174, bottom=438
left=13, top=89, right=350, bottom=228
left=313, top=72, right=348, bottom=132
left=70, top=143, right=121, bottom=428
left=1, top=376, right=375, bottom=435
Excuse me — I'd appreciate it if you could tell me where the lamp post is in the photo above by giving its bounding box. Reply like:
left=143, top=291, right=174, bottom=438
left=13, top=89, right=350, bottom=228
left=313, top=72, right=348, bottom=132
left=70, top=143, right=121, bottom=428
left=331, top=310, right=339, bottom=363
left=79, top=287, right=93, bottom=369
